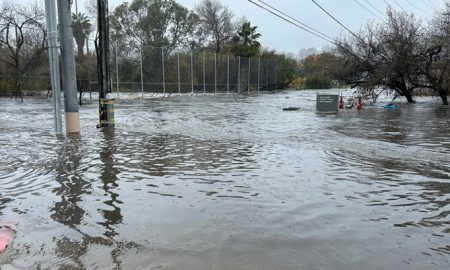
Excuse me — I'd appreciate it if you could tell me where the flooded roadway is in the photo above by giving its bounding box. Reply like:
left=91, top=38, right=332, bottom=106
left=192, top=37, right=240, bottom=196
left=0, top=90, right=449, bottom=269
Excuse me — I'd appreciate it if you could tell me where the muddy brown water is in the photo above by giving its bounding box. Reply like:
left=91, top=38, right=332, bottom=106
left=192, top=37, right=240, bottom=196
left=0, top=90, right=449, bottom=269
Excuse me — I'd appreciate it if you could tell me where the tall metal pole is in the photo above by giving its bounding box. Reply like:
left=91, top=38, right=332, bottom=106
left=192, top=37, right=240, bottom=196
left=266, top=59, right=269, bottom=90
left=44, top=0, right=62, bottom=135
left=57, top=0, right=80, bottom=133
left=257, top=57, right=260, bottom=94
left=214, top=53, right=217, bottom=93
left=177, top=52, right=180, bottom=94
left=191, top=50, right=194, bottom=94
left=238, top=56, right=241, bottom=93
left=275, top=61, right=278, bottom=90
left=203, top=52, right=206, bottom=94
left=248, top=58, right=250, bottom=94
left=140, top=45, right=144, bottom=98
left=162, top=47, right=166, bottom=95
left=227, top=55, right=230, bottom=94
left=115, top=44, right=119, bottom=99
left=86, top=37, right=92, bottom=100
left=96, top=0, right=115, bottom=128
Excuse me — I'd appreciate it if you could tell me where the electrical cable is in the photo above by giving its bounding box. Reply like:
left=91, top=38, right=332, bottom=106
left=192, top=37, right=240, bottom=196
left=310, top=0, right=359, bottom=39
left=247, top=0, right=336, bottom=44
left=391, top=0, right=407, bottom=13
left=352, top=0, right=386, bottom=21
left=404, top=0, right=428, bottom=14
left=362, top=0, right=386, bottom=17
left=255, top=0, right=335, bottom=42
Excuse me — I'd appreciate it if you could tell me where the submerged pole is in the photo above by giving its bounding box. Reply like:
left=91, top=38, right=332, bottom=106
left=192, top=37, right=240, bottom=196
left=96, top=0, right=114, bottom=127
left=257, top=57, right=260, bottom=94
left=57, top=0, right=80, bottom=133
left=177, top=52, right=180, bottom=94
left=203, top=52, right=206, bottom=94
left=214, top=53, right=217, bottom=93
left=162, top=47, right=166, bottom=95
left=227, top=55, right=230, bottom=94
left=44, top=0, right=63, bottom=135
left=238, top=56, right=241, bottom=93
left=115, top=43, right=119, bottom=99
left=140, top=45, right=144, bottom=98
left=191, top=50, right=194, bottom=94
left=248, top=58, right=250, bottom=93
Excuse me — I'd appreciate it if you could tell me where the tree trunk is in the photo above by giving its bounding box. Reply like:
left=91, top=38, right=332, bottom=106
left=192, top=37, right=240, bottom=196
left=404, top=91, right=416, bottom=104
left=438, top=88, right=448, bottom=105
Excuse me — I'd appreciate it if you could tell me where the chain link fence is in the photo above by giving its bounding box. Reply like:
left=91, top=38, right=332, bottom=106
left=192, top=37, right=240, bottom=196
left=0, top=45, right=278, bottom=98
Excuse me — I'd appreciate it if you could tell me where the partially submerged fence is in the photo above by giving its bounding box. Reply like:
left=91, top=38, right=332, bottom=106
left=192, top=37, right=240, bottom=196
left=0, top=46, right=278, bottom=97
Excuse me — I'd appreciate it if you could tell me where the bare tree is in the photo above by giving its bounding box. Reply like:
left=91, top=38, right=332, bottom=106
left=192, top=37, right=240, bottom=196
left=195, top=0, right=234, bottom=54
left=335, top=9, right=425, bottom=103
left=0, top=2, right=47, bottom=101
left=421, top=4, right=450, bottom=105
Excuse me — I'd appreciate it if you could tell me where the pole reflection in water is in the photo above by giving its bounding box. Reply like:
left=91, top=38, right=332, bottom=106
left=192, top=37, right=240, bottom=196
left=98, top=129, right=123, bottom=238
left=49, top=131, right=132, bottom=269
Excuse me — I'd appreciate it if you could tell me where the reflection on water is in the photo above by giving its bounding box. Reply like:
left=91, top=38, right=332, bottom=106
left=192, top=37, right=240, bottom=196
left=0, top=92, right=449, bottom=269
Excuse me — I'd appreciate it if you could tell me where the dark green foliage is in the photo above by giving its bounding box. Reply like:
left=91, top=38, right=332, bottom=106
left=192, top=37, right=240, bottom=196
left=231, top=21, right=261, bottom=57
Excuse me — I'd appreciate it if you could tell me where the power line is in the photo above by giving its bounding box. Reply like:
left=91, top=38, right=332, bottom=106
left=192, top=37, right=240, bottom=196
left=247, top=0, right=336, bottom=44
left=310, top=0, right=359, bottom=38
left=391, top=0, right=407, bottom=13
left=404, top=0, right=428, bottom=14
left=422, top=0, right=436, bottom=10
left=255, top=0, right=335, bottom=42
left=352, top=0, right=385, bottom=21
left=362, top=0, right=386, bottom=17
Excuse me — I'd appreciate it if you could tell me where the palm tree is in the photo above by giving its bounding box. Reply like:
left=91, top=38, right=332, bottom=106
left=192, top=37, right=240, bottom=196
left=232, top=21, right=261, bottom=57
left=72, top=12, right=92, bottom=56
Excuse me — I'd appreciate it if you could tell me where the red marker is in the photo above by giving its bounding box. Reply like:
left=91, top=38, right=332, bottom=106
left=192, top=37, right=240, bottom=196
left=357, top=97, right=363, bottom=110
left=0, top=224, right=15, bottom=253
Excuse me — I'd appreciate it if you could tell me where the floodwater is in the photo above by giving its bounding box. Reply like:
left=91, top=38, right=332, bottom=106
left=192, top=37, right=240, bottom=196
left=0, top=90, right=449, bottom=269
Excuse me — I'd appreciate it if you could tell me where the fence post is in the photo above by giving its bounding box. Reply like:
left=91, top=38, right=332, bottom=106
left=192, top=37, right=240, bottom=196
left=162, top=47, right=166, bottom=95
left=214, top=53, right=217, bottom=93
left=227, top=55, right=230, bottom=94
left=177, top=51, right=180, bottom=94
left=266, top=59, right=269, bottom=91
left=257, top=57, right=260, bottom=94
left=275, top=61, right=277, bottom=90
left=238, top=56, right=241, bottom=93
left=248, top=57, right=250, bottom=94
left=115, top=44, right=119, bottom=99
left=203, top=52, right=206, bottom=94
left=191, top=50, right=194, bottom=94
left=140, top=45, right=144, bottom=98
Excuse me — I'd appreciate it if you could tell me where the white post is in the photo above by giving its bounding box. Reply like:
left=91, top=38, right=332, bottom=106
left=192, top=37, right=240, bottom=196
left=227, top=55, right=230, bottom=94
left=162, top=47, right=166, bottom=95
left=177, top=52, right=180, bottom=94
left=238, top=56, right=241, bottom=93
left=140, top=45, right=144, bottom=98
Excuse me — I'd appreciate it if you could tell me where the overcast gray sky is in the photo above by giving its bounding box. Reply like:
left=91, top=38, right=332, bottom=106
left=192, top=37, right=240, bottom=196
left=44, top=0, right=450, bottom=54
